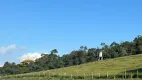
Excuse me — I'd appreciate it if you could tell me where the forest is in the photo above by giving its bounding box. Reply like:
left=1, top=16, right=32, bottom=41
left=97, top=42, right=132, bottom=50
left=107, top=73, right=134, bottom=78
left=0, top=35, right=142, bottom=75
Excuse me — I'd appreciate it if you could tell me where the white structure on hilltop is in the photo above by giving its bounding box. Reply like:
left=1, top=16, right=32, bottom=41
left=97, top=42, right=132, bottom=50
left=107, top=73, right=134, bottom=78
left=99, top=51, right=103, bottom=61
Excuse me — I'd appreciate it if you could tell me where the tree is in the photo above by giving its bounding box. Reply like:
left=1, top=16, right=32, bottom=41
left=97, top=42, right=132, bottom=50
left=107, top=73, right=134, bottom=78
left=101, top=42, right=106, bottom=47
left=87, top=48, right=98, bottom=62
left=51, top=49, right=58, bottom=54
left=22, top=59, right=34, bottom=64
left=133, top=35, right=142, bottom=54
left=120, top=41, right=133, bottom=55
left=80, top=46, right=88, bottom=52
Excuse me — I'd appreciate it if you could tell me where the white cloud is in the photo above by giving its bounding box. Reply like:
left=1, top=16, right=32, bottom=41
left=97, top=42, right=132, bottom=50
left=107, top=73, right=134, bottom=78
left=0, top=44, right=26, bottom=55
left=20, top=52, right=44, bottom=62
left=0, top=44, right=17, bottom=54
left=0, top=64, right=3, bottom=67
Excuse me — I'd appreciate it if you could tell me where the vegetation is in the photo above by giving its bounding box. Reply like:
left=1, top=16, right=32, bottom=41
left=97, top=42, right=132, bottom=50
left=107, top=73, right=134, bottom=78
left=0, top=35, right=142, bottom=76
left=2, top=54, right=142, bottom=80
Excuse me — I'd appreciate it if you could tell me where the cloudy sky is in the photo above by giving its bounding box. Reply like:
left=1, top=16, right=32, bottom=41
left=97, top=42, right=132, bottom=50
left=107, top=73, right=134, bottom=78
left=0, top=0, right=142, bottom=67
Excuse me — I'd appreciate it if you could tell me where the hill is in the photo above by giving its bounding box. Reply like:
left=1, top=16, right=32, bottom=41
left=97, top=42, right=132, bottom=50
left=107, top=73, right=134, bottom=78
left=3, top=54, right=142, bottom=80
left=39, top=54, right=142, bottom=76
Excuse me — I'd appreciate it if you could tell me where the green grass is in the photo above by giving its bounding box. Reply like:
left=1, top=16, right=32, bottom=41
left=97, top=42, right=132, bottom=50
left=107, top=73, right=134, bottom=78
left=2, top=54, right=142, bottom=80
left=33, top=54, right=142, bottom=76
left=2, top=78, right=142, bottom=80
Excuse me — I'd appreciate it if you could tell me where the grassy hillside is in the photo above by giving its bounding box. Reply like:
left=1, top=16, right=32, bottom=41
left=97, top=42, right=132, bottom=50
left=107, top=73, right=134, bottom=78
left=35, top=54, right=142, bottom=76
left=2, top=54, right=142, bottom=79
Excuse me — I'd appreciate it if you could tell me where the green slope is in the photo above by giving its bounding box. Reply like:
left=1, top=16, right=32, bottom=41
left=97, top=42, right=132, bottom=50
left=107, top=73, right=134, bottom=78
left=3, top=54, right=142, bottom=79
left=17, top=54, right=142, bottom=77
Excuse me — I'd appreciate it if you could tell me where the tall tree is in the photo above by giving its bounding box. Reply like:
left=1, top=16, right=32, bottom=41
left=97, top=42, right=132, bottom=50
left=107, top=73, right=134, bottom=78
left=51, top=49, right=58, bottom=54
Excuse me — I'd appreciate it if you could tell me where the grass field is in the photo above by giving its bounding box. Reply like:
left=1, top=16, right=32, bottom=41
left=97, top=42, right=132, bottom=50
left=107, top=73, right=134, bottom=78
left=1, top=54, right=142, bottom=80
left=1, top=77, right=142, bottom=80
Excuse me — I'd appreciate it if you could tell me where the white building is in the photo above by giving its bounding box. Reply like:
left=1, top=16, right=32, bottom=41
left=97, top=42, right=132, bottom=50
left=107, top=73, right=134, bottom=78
left=99, top=51, right=103, bottom=61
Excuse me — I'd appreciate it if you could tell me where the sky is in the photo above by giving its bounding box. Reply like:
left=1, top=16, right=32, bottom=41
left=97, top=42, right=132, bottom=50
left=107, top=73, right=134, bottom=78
left=0, top=0, right=142, bottom=67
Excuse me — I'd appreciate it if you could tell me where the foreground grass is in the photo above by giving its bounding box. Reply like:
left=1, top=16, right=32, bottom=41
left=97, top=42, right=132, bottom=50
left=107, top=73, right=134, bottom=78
left=2, top=77, right=142, bottom=80
left=2, top=54, right=142, bottom=79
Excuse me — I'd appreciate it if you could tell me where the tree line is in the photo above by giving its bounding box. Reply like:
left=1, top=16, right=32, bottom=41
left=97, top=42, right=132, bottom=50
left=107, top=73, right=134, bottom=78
left=0, top=35, right=142, bottom=75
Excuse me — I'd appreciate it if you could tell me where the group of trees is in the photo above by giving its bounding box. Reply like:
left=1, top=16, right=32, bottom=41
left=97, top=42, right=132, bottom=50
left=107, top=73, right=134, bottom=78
left=0, top=35, right=142, bottom=75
